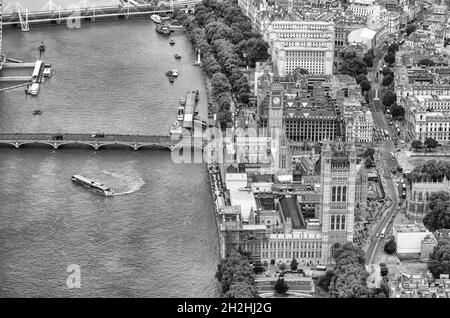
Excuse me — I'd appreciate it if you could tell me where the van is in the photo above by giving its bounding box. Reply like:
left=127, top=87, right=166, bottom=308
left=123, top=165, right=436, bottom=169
left=52, top=134, right=63, bottom=140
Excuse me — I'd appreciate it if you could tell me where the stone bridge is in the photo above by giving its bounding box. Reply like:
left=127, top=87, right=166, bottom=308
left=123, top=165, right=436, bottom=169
left=0, top=133, right=177, bottom=151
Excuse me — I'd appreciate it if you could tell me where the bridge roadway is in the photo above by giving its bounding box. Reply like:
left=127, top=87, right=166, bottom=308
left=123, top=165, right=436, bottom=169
left=2, top=1, right=200, bottom=26
left=0, top=133, right=177, bottom=150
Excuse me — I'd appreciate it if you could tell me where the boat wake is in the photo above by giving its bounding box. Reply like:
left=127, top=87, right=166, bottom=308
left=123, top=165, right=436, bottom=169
left=102, top=170, right=145, bottom=196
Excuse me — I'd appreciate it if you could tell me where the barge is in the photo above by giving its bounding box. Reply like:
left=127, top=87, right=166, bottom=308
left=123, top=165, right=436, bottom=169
left=71, top=174, right=114, bottom=196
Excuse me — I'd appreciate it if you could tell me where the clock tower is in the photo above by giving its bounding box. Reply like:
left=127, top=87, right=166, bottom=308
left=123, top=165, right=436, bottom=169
left=269, top=83, right=290, bottom=175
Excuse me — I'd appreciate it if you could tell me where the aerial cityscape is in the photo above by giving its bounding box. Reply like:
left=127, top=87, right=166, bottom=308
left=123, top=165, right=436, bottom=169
left=0, top=0, right=450, bottom=301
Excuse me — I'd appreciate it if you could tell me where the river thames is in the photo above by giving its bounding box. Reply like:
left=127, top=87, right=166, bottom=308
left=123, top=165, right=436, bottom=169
left=0, top=12, right=220, bottom=297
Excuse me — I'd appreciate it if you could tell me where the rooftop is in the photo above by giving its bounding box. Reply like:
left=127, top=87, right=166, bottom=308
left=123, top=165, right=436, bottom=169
left=279, top=195, right=306, bottom=229
left=395, top=223, right=428, bottom=233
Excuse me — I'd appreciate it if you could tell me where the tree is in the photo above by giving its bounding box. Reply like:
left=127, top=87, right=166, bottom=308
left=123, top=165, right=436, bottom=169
left=326, top=243, right=370, bottom=298
left=253, top=264, right=265, bottom=274
left=215, top=254, right=256, bottom=295
left=387, top=43, right=399, bottom=54
left=380, top=281, right=390, bottom=298
left=293, top=67, right=309, bottom=75
left=329, top=263, right=370, bottom=298
left=381, top=67, right=394, bottom=77
left=428, top=239, right=450, bottom=279
left=290, top=258, right=298, bottom=271
left=391, top=103, right=405, bottom=119
left=356, top=73, right=367, bottom=84
left=279, top=263, right=287, bottom=272
left=384, top=239, right=397, bottom=255
left=425, top=137, right=439, bottom=150
left=363, top=147, right=375, bottom=159
left=380, top=265, right=389, bottom=277
left=411, top=140, right=423, bottom=150
left=382, top=74, right=394, bottom=86
left=418, top=59, right=435, bottom=67
left=423, top=191, right=450, bottom=231
left=384, top=52, right=396, bottom=65
left=360, top=79, right=371, bottom=93
left=211, top=72, right=231, bottom=94
left=363, top=54, right=374, bottom=68
left=382, top=90, right=397, bottom=107
left=339, top=53, right=368, bottom=77
left=365, top=157, right=375, bottom=168
left=224, top=282, right=259, bottom=298
left=406, top=24, right=416, bottom=36
left=317, top=270, right=334, bottom=292
left=274, top=278, right=289, bottom=294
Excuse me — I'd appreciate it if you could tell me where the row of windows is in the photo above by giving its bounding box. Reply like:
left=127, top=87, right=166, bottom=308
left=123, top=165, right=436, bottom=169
left=286, top=51, right=326, bottom=57
left=278, top=33, right=330, bottom=39
left=332, top=186, right=347, bottom=202
left=261, top=250, right=321, bottom=259
left=330, top=215, right=346, bottom=230
left=265, top=241, right=322, bottom=249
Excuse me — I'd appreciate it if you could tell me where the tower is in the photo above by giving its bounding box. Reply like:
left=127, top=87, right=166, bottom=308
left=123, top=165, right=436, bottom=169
left=320, top=140, right=357, bottom=264
left=269, top=83, right=290, bottom=175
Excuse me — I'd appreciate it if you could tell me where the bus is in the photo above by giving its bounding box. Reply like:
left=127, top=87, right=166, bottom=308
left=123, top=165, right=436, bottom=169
left=32, top=60, right=43, bottom=83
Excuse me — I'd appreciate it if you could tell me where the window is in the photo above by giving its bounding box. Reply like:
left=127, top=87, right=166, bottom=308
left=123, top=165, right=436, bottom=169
left=342, top=186, right=347, bottom=202
left=336, top=215, right=340, bottom=230
left=332, top=186, right=336, bottom=202
left=341, top=215, right=346, bottom=230
left=331, top=215, right=335, bottom=230
left=337, top=186, right=341, bottom=201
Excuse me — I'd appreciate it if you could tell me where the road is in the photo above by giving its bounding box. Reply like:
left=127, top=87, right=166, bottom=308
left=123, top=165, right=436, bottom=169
left=365, top=54, right=402, bottom=265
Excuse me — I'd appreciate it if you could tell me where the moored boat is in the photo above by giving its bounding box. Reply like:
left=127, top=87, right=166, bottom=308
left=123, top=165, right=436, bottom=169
left=150, top=14, right=162, bottom=24
left=171, top=69, right=178, bottom=77
left=169, top=75, right=174, bottom=83
left=71, top=174, right=114, bottom=196
left=43, top=66, right=52, bottom=78
left=174, top=53, right=181, bottom=59
left=155, top=23, right=171, bottom=35
left=169, top=38, right=175, bottom=45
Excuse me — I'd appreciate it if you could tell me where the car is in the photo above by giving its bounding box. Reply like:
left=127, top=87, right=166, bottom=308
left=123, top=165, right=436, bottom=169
left=52, top=134, right=63, bottom=140
left=91, top=132, right=105, bottom=138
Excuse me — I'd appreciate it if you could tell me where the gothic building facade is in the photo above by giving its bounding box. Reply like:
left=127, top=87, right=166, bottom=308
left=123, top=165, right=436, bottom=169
left=320, top=141, right=357, bottom=263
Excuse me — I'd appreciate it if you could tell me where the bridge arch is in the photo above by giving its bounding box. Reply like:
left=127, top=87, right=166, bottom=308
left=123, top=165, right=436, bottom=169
left=18, top=141, right=58, bottom=149
left=136, top=143, right=172, bottom=151
left=96, top=143, right=136, bottom=151
left=57, top=141, right=97, bottom=150
left=0, top=141, right=20, bottom=149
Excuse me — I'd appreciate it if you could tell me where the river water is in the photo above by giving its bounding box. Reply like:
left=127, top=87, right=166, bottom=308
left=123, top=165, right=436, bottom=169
left=0, top=13, right=220, bottom=297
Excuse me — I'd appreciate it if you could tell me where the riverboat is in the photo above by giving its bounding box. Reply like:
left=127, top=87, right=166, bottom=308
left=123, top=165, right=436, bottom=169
left=150, top=14, right=162, bottom=24
left=156, top=24, right=171, bottom=35
left=71, top=175, right=114, bottom=196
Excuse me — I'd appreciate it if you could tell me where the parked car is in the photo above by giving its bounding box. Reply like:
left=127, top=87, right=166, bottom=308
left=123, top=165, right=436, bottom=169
left=52, top=134, right=63, bottom=140
left=91, top=132, right=105, bottom=137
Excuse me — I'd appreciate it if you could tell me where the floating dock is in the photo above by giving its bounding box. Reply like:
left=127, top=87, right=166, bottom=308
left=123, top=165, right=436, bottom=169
left=183, top=91, right=196, bottom=130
